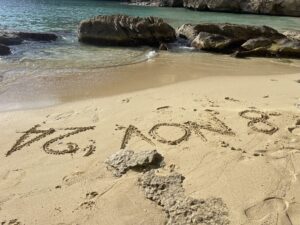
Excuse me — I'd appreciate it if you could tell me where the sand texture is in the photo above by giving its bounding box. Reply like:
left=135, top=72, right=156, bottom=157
left=0, top=70, right=300, bottom=225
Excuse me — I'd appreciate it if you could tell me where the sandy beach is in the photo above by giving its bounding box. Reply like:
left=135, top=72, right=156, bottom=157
left=0, top=54, right=299, bottom=224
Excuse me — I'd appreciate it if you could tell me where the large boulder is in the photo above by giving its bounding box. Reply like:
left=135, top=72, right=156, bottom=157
left=177, top=22, right=300, bottom=58
left=177, top=23, right=285, bottom=43
left=183, top=0, right=300, bottom=17
left=0, top=44, right=11, bottom=56
left=234, top=38, right=300, bottom=58
left=78, top=15, right=176, bottom=47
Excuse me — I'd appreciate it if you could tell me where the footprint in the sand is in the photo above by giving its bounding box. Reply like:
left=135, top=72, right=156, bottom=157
left=62, top=171, right=86, bottom=186
left=0, top=169, right=26, bottom=190
left=76, top=192, right=98, bottom=211
left=245, top=197, right=291, bottom=224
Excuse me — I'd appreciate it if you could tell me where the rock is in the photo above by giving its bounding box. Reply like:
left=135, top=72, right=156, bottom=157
left=0, top=44, right=11, bottom=56
left=15, top=32, right=58, bottom=42
left=183, top=0, right=300, bottom=17
left=183, top=0, right=207, bottom=10
left=177, top=23, right=284, bottom=44
left=177, top=23, right=300, bottom=58
left=159, top=43, right=169, bottom=50
left=105, top=149, right=164, bottom=177
left=191, top=32, right=235, bottom=51
left=234, top=38, right=300, bottom=58
left=206, top=0, right=241, bottom=12
left=241, top=37, right=273, bottom=50
left=138, top=170, right=230, bottom=225
left=0, top=32, right=23, bottom=45
left=78, top=15, right=176, bottom=47
left=241, top=0, right=300, bottom=17
left=0, top=31, right=58, bottom=46
left=283, top=30, right=300, bottom=41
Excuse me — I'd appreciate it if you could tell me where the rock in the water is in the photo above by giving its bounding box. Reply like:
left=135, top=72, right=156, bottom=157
left=138, top=170, right=230, bottom=225
left=183, top=0, right=300, bottom=17
left=0, top=32, right=23, bottom=45
left=0, top=31, right=58, bottom=46
left=0, top=44, right=11, bottom=56
left=16, top=32, right=58, bottom=42
left=177, top=23, right=300, bottom=58
left=105, top=150, right=164, bottom=177
left=78, top=15, right=176, bottom=47
left=241, top=37, right=273, bottom=50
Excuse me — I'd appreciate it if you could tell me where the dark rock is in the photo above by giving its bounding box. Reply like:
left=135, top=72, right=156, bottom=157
left=138, top=170, right=230, bottom=225
left=0, top=31, right=57, bottom=46
left=241, top=37, right=273, bottom=50
left=0, top=44, right=11, bottom=56
left=16, top=32, right=58, bottom=42
left=183, top=0, right=300, bottom=17
left=0, top=32, right=23, bottom=45
left=78, top=15, right=176, bottom=47
left=159, top=43, right=169, bottom=50
left=105, top=149, right=164, bottom=177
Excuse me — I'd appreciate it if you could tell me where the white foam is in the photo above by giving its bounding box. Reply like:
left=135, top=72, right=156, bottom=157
left=146, top=50, right=158, bottom=60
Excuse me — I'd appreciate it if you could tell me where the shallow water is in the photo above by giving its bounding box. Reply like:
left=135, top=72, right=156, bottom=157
left=0, top=0, right=300, bottom=110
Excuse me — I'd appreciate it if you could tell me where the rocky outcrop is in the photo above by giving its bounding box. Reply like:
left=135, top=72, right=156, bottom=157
left=0, top=44, right=11, bottom=56
left=177, top=23, right=300, bottom=58
left=183, top=0, right=300, bottom=17
left=78, top=15, right=176, bottom=47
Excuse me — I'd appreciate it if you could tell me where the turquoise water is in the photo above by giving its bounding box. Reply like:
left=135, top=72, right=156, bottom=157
left=0, top=0, right=299, bottom=76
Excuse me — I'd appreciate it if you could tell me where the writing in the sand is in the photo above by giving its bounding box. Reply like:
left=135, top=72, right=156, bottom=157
left=6, top=109, right=280, bottom=156
left=6, top=125, right=96, bottom=157
left=120, top=109, right=279, bottom=149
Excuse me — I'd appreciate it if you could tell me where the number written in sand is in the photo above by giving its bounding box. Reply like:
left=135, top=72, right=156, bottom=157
left=6, top=125, right=95, bottom=157
left=239, top=110, right=279, bottom=135
left=120, top=113, right=235, bottom=149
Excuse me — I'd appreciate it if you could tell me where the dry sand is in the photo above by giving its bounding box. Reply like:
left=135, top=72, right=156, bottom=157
left=0, top=55, right=300, bottom=225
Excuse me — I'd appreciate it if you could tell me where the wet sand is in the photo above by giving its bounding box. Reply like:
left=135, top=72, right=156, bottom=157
left=0, top=52, right=299, bottom=111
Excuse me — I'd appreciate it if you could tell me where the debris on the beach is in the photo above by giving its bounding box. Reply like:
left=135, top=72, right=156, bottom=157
left=138, top=170, right=230, bottom=225
left=105, top=149, right=164, bottom=177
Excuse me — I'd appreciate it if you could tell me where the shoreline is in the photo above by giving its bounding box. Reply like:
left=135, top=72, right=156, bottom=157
left=1, top=52, right=300, bottom=112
